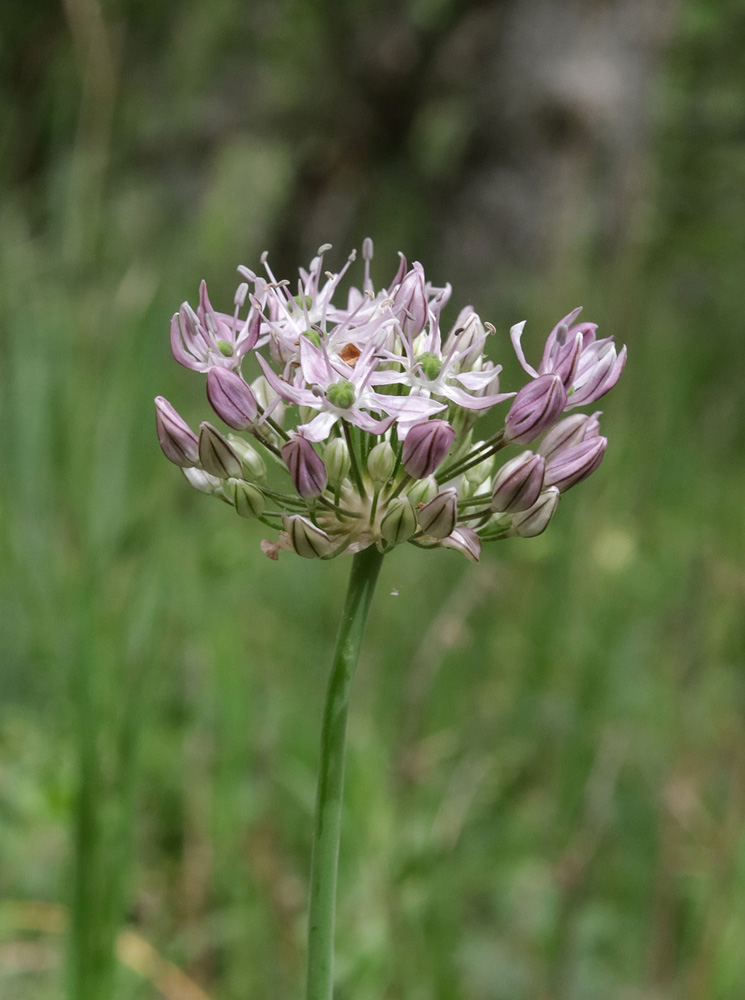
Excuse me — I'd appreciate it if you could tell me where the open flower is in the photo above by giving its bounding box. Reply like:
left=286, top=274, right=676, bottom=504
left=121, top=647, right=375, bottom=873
left=170, top=280, right=259, bottom=372
left=257, top=334, right=444, bottom=442
left=510, top=308, right=626, bottom=409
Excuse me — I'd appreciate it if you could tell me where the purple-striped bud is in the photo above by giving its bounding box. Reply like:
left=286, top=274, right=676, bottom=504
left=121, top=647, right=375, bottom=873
left=440, top=525, right=482, bottom=562
left=281, top=434, right=328, bottom=498
left=538, top=413, right=596, bottom=460
left=406, top=476, right=438, bottom=506
left=510, top=487, right=560, bottom=537
left=491, top=451, right=545, bottom=513
left=393, top=263, right=428, bottom=338
left=380, top=498, right=417, bottom=546
left=544, top=436, right=607, bottom=492
left=198, top=422, right=244, bottom=479
left=155, top=397, right=199, bottom=467
left=226, top=479, right=266, bottom=518
left=504, top=374, right=567, bottom=445
left=417, top=489, right=458, bottom=539
left=282, top=514, right=334, bottom=559
left=402, top=419, right=456, bottom=479
left=206, top=367, right=258, bottom=430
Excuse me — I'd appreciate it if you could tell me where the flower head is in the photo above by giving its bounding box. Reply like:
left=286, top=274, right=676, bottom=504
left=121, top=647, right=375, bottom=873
left=157, top=243, right=625, bottom=560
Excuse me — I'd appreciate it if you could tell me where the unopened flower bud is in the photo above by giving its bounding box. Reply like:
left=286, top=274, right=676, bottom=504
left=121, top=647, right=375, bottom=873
left=281, top=434, right=328, bottom=498
left=324, top=438, right=351, bottom=486
left=406, top=476, right=438, bottom=506
left=282, top=514, right=334, bottom=559
left=367, top=441, right=396, bottom=483
left=226, top=479, right=266, bottom=518
left=393, top=263, right=428, bottom=337
left=402, top=419, right=456, bottom=479
left=510, top=488, right=560, bottom=537
left=439, top=525, right=481, bottom=562
left=538, top=413, right=596, bottom=460
left=182, top=467, right=221, bottom=494
left=464, top=448, right=495, bottom=486
left=491, top=451, right=545, bottom=513
left=251, top=375, right=286, bottom=425
left=155, top=397, right=199, bottom=467
left=418, top=489, right=458, bottom=539
left=206, top=367, right=258, bottom=430
left=380, top=498, right=417, bottom=545
left=198, top=422, right=243, bottom=479
left=226, top=435, right=266, bottom=481
left=544, top=436, right=607, bottom=492
left=504, top=374, right=567, bottom=444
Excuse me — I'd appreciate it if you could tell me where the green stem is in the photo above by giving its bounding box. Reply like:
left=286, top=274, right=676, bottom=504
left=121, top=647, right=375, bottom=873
left=342, top=421, right=367, bottom=498
left=306, top=545, right=384, bottom=1000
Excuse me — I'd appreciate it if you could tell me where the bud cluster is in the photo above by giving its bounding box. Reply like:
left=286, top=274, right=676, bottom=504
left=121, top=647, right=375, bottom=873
left=156, top=243, right=625, bottom=560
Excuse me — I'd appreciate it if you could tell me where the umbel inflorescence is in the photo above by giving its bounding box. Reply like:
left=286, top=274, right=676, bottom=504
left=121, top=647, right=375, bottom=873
left=155, top=241, right=626, bottom=561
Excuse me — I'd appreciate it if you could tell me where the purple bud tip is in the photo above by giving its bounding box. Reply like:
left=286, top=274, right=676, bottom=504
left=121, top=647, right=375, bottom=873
left=544, top=436, right=607, bottom=492
left=505, top=374, right=567, bottom=445
left=281, top=435, right=328, bottom=498
left=206, top=367, right=258, bottom=430
left=393, top=264, right=428, bottom=337
left=198, top=422, right=244, bottom=479
left=401, top=419, right=456, bottom=479
left=491, top=451, right=545, bottom=513
left=417, top=489, right=458, bottom=539
left=155, top=396, right=199, bottom=467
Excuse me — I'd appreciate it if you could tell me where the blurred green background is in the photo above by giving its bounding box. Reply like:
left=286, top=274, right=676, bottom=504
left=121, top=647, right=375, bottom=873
left=1, top=0, right=744, bottom=998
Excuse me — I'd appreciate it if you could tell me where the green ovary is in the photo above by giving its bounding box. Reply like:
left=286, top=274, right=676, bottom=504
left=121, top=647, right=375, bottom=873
left=326, top=380, right=356, bottom=409
left=417, top=352, right=442, bottom=381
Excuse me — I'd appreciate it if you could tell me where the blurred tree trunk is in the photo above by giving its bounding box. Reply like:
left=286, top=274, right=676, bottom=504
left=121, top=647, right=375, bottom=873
left=267, top=0, right=679, bottom=307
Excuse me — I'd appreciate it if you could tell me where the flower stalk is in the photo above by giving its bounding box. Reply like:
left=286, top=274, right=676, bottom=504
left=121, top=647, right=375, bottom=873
left=306, top=545, right=384, bottom=1000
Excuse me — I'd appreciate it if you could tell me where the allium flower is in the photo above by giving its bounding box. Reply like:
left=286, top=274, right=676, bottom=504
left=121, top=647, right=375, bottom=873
left=171, top=280, right=259, bottom=373
left=511, top=309, right=626, bottom=408
left=156, top=242, right=626, bottom=561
